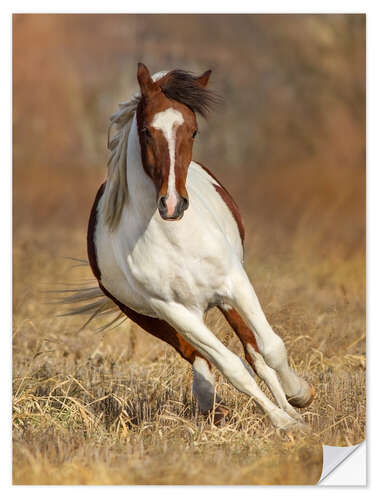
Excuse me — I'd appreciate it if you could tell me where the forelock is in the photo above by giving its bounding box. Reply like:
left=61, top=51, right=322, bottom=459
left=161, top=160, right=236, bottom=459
left=155, top=69, right=221, bottom=118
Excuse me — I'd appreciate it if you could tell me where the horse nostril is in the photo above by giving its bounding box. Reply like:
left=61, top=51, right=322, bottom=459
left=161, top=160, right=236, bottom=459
left=159, top=196, right=167, bottom=210
left=182, top=197, right=189, bottom=211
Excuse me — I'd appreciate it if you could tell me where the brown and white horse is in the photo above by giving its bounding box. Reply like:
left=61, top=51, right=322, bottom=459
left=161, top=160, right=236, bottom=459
left=86, top=63, right=315, bottom=429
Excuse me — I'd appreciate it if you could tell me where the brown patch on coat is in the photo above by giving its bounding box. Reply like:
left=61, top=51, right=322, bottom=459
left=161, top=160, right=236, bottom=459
left=196, top=161, right=245, bottom=244
left=219, top=306, right=258, bottom=370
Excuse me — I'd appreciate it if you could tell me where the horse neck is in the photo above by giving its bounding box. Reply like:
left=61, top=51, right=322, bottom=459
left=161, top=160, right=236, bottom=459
left=125, top=112, right=157, bottom=218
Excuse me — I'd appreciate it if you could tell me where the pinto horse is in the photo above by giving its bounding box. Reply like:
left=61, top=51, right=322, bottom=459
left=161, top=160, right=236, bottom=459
left=84, top=63, right=314, bottom=429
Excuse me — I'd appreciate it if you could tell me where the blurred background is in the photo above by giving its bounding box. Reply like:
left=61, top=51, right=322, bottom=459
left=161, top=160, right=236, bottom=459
left=13, top=14, right=365, bottom=260
left=13, top=15, right=365, bottom=483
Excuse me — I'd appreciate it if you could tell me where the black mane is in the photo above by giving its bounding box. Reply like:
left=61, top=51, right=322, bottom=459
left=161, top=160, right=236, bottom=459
left=158, top=69, right=220, bottom=118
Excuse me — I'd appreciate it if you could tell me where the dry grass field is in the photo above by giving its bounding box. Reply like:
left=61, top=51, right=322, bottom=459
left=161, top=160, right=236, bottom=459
left=13, top=14, right=365, bottom=485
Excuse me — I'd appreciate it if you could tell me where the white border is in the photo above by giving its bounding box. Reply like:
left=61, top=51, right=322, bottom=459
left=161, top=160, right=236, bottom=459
left=3, top=1, right=372, bottom=497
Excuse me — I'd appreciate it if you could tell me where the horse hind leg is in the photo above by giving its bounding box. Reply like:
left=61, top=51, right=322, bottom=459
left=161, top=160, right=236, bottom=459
left=144, top=328, right=228, bottom=424
left=228, top=272, right=315, bottom=409
left=157, top=333, right=228, bottom=424
left=192, top=356, right=229, bottom=424
left=162, top=333, right=229, bottom=424
left=118, top=308, right=227, bottom=423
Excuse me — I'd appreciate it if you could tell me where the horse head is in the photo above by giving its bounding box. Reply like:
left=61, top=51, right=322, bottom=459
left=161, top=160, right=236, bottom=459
left=136, top=63, right=212, bottom=221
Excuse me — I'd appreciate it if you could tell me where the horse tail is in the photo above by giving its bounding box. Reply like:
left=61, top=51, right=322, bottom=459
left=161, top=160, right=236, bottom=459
left=47, top=258, right=127, bottom=333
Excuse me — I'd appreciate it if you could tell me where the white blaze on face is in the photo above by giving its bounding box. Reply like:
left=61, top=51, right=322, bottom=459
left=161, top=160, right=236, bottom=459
left=151, top=108, right=184, bottom=217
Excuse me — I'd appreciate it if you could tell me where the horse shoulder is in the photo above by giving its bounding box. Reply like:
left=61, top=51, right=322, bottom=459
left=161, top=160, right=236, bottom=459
left=192, top=161, right=245, bottom=245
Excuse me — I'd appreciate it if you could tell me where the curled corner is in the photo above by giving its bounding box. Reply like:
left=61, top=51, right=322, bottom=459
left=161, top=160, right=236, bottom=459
left=318, top=441, right=366, bottom=485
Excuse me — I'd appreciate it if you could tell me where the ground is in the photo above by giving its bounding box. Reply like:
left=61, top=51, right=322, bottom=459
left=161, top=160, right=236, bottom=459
left=12, top=198, right=365, bottom=484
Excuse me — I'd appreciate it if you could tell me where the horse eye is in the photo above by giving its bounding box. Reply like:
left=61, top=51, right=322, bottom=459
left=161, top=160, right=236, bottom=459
left=142, top=127, right=152, bottom=138
left=192, top=130, right=198, bottom=139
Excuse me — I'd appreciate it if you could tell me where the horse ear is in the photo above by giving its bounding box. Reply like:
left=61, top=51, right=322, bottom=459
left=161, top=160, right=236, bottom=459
left=195, top=70, right=212, bottom=88
left=137, top=63, right=159, bottom=98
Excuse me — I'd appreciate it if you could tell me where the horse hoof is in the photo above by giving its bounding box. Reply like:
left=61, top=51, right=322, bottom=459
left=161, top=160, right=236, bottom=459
left=284, top=404, right=304, bottom=422
left=280, top=421, right=311, bottom=436
left=273, top=413, right=310, bottom=434
left=287, top=383, right=316, bottom=408
left=269, top=408, right=298, bottom=430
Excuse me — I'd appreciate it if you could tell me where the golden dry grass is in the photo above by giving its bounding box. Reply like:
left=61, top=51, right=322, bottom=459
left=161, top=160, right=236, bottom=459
left=13, top=14, right=365, bottom=485
left=12, top=197, right=365, bottom=484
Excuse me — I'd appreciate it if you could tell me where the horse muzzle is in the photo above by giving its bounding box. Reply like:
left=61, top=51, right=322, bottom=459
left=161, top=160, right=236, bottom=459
left=158, top=194, right=189, bottom=221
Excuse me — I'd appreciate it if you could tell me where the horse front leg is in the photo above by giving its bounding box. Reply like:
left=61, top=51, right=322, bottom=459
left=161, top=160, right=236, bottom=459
left=219, top=306, right=302, bottom=420
left=228, top=269, right=315, bottom=409
left=150, top=300, right=302, bottom=430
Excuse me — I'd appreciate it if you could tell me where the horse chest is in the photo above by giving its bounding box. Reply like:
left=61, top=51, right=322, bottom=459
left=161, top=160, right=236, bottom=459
left=96, top=212, right=233, bottom=314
